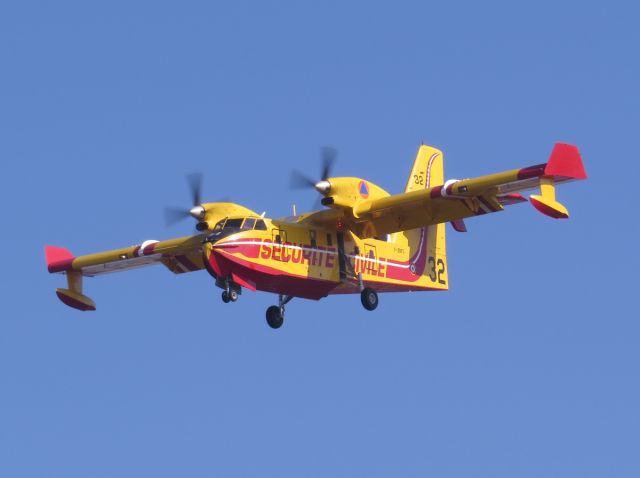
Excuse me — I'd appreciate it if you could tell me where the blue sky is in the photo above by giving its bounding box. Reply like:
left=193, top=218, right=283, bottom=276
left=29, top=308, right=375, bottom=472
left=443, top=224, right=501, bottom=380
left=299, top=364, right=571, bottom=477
left=1, top=1, right=638, bottom=476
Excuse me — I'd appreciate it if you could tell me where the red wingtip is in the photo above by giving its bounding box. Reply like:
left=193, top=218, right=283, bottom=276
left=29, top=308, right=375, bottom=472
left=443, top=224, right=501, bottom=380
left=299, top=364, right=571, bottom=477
left=45, top=245, right=75, bottom=273
left=544, top=143, right=587, bottom=180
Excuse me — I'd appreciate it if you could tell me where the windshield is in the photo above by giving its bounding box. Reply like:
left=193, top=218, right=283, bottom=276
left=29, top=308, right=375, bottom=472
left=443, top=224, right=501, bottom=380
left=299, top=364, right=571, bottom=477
left=205, top=217, right=265, bottom=243
left=212, top=220, right=225, bottom=231
left=224, top=218, right=243, bottom=229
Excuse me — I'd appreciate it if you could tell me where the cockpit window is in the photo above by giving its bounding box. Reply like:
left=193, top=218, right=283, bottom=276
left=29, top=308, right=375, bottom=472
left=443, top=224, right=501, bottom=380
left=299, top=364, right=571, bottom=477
left=205, top=217, right=260, bottom=243
left=242, top=218, right=256, bottom=230
left=212, top=220, right=225, bottom=231
left=224, top=218, right=243, bottom=229
left=205, top=217, right=269, bottom=243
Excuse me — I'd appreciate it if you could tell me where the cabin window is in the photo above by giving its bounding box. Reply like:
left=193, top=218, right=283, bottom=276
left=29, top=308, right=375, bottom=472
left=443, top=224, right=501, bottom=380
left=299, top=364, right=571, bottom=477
left=326, top=233, right=333, bottom=246
left=309, top=230, right=317, bottom=247
left=272, top=229, right=286, bottom=244
left=254, top=219, right=267, bottom=230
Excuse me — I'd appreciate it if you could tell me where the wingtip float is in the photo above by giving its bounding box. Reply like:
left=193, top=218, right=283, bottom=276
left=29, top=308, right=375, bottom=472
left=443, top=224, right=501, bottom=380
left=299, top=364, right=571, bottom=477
left=529, top=143, right=586, bottom=219
left=46, top=142, right=587, bottom=326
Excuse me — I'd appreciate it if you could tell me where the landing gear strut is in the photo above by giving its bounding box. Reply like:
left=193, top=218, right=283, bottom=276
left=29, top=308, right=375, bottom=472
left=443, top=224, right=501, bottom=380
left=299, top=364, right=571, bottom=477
left=218, top=276, right=240, bottom=304
left=266, top=295, right=293, bottom=329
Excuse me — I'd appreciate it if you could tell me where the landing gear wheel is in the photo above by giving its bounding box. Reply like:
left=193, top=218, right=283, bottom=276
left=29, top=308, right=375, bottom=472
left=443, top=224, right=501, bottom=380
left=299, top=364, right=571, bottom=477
left=221, top=291, right=230, bottom=303
left=266, top=305, right=284, bottom=329
left=229, top=289, right=239, bottom=302
left=360, top=287, right=378, bottom=311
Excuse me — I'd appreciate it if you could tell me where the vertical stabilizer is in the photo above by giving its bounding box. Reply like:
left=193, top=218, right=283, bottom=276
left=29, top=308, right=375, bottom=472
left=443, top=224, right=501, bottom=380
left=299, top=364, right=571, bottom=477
left=399, top=145, right=448, bottom=289
left=404, top=145, right=444, bottom=193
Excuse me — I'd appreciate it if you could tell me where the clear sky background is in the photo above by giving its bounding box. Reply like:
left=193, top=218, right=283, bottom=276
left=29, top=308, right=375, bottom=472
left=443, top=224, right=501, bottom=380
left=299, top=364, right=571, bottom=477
left=1, top=1, right=638, bottom=477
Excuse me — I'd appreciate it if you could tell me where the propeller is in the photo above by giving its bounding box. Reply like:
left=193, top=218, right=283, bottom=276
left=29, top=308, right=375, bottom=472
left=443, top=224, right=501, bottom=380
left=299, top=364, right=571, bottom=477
left=164, top=173, right=206, bottom=227
left=290, top=146, right=337, bottom=195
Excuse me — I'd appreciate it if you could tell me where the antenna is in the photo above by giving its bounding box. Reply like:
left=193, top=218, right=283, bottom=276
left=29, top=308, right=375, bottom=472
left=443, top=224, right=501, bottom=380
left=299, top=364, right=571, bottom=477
left=292, top=204, right=297, bottom=216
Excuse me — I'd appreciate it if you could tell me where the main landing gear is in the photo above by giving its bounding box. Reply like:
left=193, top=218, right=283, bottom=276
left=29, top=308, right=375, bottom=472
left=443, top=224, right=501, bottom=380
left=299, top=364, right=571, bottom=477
left=266, top=295, right=293, bottom=329
left=360, top=287, right=379, bottom=311
left=357, top=271, right=378, bottom=311
left=264, top=287, right=378, bottom=330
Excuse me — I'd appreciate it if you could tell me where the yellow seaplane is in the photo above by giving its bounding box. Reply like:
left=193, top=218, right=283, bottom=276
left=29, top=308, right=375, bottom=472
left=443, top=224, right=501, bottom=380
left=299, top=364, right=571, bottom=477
left=45, top=143, right=587, bottom=329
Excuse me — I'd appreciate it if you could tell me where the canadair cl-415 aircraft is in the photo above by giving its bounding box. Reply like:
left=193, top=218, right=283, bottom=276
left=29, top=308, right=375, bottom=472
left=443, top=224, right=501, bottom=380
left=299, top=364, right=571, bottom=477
left=45, top=143, right=586, bottom=329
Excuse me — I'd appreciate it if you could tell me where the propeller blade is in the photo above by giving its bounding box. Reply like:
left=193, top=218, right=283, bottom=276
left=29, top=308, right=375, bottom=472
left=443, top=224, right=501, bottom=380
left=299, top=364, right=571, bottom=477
left=290, top=170, right=317, bottom=189
left=187, top=172, right=203, bottom=206
left=320, top=146, right=337, bottom=180
left=289, top=146, right=338, bottom=211
left=164, top=207, right=191, bottom=226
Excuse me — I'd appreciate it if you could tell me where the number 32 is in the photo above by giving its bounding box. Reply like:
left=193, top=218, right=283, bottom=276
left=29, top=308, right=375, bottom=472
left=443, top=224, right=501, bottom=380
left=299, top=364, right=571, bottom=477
left=428, top=256, right=446, bottom=284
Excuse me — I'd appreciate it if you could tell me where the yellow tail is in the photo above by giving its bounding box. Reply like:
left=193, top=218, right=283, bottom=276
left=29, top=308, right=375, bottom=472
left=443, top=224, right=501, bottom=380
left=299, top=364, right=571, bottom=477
left=396, top=145, right=448, bottom=289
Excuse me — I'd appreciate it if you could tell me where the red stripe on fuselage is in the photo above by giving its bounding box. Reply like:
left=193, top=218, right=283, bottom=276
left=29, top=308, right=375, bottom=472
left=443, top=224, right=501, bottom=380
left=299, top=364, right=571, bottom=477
left=384, top=227, right=428, bottom=282
left=207, top=248, right=338, bottom=300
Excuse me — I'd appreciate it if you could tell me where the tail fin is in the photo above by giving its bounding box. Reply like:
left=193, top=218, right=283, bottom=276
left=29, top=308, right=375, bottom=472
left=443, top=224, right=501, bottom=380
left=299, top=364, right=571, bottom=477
left=399, top=145, right=448, bottom=289
left=404, top=144, right=444, bottom=194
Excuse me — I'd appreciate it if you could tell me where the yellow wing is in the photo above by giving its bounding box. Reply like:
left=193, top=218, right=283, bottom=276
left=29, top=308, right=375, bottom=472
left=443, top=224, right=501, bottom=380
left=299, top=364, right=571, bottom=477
left=313, top=143, right=586, bottom=238
left=45, top=234, right=206, bottom=310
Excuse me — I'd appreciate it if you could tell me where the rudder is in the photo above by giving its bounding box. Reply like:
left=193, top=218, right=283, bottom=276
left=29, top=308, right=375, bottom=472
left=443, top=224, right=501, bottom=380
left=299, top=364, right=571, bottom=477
left=400, top=145, right=448, bottom=289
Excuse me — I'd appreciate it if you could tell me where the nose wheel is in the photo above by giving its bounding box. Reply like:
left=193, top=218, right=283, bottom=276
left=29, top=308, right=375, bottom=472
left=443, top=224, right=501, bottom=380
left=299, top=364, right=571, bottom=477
left=266, top=294, right=293, bottom=329
left=221, top=289, right=238, bottom=303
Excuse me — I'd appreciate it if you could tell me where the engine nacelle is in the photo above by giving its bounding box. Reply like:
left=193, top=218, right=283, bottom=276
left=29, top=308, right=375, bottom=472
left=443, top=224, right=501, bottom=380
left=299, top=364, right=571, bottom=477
left=320, top=177, right=390, bottom=211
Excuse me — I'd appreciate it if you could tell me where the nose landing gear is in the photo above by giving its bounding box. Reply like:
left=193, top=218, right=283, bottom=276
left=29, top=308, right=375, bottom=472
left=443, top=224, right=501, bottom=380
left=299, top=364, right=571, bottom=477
left=218, top=276, right=240, bottom=303
left=221, top=289, right=238, bottom=303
